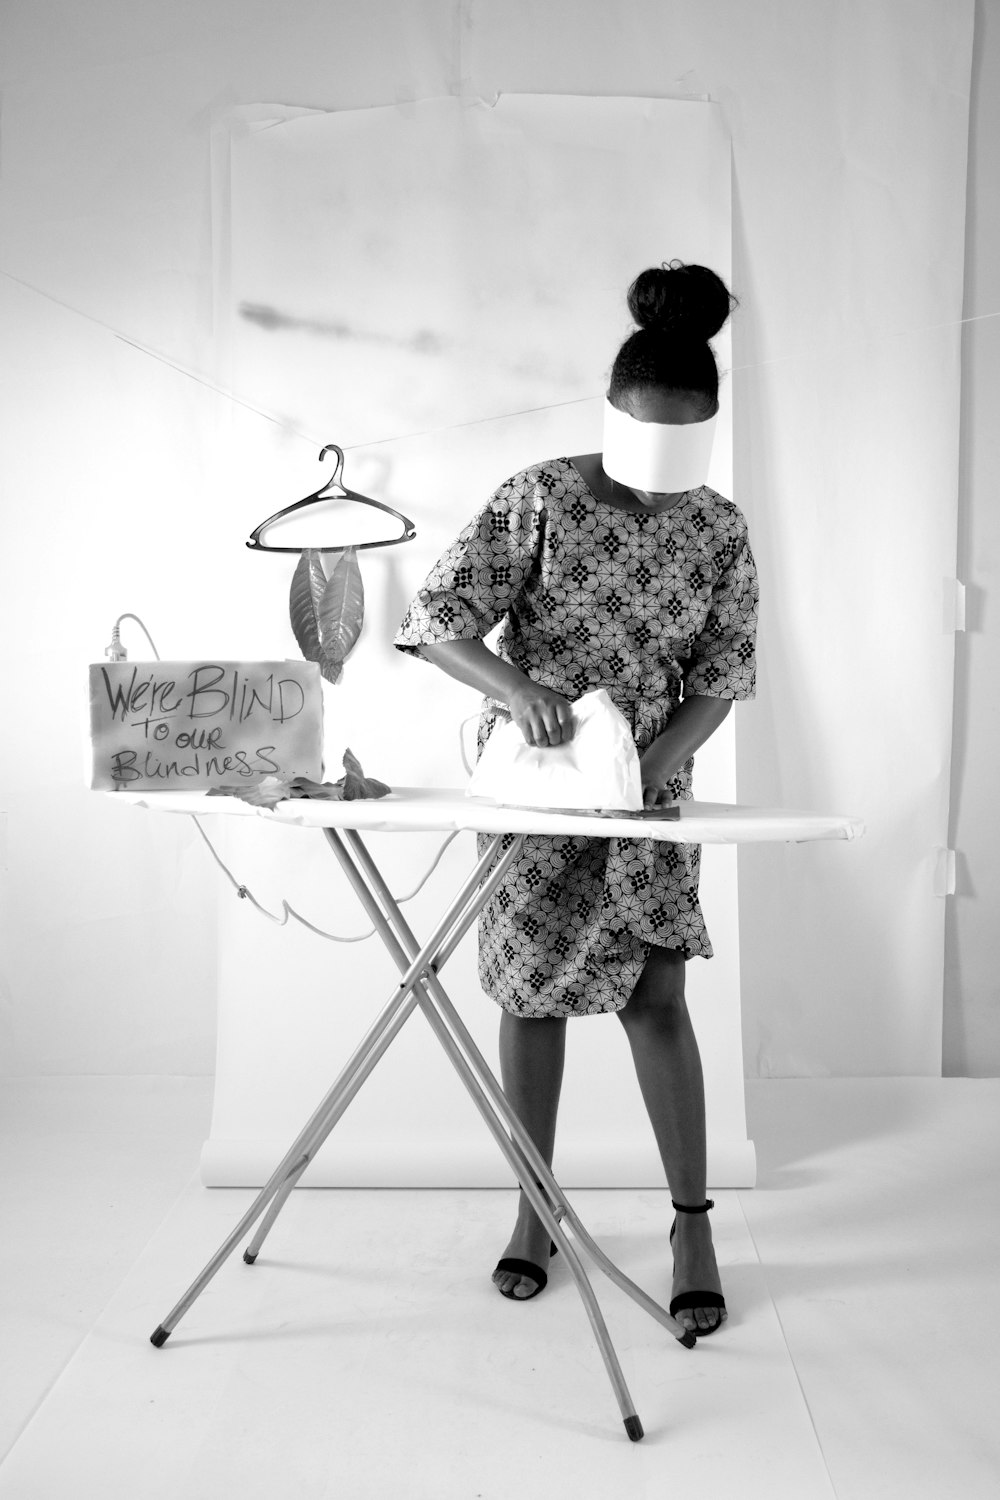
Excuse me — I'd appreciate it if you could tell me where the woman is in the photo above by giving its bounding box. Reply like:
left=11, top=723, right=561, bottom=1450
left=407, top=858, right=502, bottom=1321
left=394, top=261, right=758, bottom=1336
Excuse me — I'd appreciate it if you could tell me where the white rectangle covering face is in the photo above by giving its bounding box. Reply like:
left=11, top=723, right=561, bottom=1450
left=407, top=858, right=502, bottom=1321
left=602, top=399, right=718, bottom=492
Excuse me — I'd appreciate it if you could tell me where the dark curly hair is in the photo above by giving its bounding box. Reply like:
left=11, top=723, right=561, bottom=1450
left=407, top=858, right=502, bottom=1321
left=608, top=260, right=738, bottom=419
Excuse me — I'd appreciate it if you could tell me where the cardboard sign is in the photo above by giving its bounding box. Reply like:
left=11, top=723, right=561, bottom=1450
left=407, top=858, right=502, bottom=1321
left=89, top=660, right=324, bottom=790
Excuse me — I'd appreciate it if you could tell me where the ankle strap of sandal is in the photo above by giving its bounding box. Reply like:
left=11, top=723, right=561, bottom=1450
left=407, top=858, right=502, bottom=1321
left=671, top=1198, right=715, bottom=1213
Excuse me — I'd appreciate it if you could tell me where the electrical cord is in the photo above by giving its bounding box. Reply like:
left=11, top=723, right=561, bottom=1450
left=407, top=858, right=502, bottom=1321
left=188, top=815, right=461, bottom=942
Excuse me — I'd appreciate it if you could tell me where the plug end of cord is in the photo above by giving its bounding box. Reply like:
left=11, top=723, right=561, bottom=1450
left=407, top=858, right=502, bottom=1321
left=104, top=623, right=127, bottom=662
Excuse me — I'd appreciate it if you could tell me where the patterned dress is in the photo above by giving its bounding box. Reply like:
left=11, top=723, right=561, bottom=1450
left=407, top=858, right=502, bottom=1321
left=394, top=458, right=758, bottom=1018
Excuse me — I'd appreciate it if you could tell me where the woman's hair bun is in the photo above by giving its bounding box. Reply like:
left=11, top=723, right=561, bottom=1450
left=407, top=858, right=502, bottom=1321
left=626, top=260, right=735, bottom=343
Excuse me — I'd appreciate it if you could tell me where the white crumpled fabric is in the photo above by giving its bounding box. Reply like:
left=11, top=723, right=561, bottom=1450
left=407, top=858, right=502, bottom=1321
left=466, top=688, right=643, bottom=811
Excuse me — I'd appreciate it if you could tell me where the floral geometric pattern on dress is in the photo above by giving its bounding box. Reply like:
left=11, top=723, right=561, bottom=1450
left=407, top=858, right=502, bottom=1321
left=395, top=458, right=758, bottom=1019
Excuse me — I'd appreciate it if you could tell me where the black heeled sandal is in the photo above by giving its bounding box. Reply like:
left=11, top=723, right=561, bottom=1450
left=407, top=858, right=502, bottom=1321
left=494, top=1241, right=558, bottom=1301
left=669, top=1198, right=727, bottom=1335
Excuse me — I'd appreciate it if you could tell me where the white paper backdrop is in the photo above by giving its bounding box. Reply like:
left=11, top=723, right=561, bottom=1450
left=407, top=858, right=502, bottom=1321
left=0, top=0, right=976, bottom=1089
left=201, top=95, right=754, bottom=1186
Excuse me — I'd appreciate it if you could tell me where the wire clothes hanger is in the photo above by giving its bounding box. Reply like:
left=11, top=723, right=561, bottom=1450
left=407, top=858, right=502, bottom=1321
left=246, top=444, right=417, bottom=554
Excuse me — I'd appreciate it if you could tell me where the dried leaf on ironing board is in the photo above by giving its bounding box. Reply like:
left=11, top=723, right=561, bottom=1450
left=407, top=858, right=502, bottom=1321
left=287, top=751, right=390, bottom=802
left=317, top=546, right=364, bottom=685
left=289, top=548, right=327, bottom=665
left=338, top=746, right=390, bottom=799
left=207, top=774, right=294, bottom=809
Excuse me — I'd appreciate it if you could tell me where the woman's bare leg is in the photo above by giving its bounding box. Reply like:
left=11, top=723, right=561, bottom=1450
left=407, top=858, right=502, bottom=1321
left=617, top=945, right=727, bottom=1334
left=492, top=1010, right=567, bottom=1298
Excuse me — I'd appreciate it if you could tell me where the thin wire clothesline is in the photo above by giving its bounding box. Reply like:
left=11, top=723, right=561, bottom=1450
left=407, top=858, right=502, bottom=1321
left=4, top=268, right=998, bottom=455
left=122, top=303, right=1000, bottom=455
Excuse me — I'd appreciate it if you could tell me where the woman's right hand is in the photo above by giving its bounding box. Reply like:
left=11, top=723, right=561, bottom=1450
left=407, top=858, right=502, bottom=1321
left=418, top=640, right=575, bottom=746
left=507, top=682, right=576, bottom=746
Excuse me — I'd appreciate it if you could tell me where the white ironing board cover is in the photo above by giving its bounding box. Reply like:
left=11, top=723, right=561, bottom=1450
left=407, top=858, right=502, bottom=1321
left=112, top=788, right=864, bottom=845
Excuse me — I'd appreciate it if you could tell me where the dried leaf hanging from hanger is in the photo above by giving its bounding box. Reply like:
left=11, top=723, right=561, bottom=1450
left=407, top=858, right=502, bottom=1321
left=316, top=546, right=364, bottom=684
left=289, top=546, right=365, bottom=685
left=289, top=548, right=327, bottom=666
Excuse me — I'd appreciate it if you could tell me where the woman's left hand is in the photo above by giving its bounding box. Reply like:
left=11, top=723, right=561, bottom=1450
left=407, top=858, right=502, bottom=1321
left=637, top=697, right=731, bottom=808
left=640, top=780, right=677, bottom=809
left=638, top=746, right=677, bottom=809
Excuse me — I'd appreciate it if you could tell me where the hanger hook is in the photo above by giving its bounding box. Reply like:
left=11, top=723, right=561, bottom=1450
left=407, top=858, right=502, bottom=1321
left=317, top=444, right=346, bottom=491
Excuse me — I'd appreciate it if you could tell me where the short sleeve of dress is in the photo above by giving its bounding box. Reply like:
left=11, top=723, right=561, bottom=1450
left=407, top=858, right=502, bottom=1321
left=394, top=471, right=543, bottom=658
left=682, top=520, right=759, bottom=700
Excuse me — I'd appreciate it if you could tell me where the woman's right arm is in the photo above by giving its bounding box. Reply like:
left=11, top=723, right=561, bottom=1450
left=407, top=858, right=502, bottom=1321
left=396, top=471, right=574, bottom=745
left=419, top=639, right=575, bottom=747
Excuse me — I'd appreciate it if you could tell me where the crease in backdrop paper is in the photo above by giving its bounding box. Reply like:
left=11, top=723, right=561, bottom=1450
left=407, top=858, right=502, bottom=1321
left=207, top=93, right=754, bottom=1186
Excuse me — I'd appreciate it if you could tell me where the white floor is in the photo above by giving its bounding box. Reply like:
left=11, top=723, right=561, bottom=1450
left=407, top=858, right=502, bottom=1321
left=1, top=1078, right=998, bottom=1498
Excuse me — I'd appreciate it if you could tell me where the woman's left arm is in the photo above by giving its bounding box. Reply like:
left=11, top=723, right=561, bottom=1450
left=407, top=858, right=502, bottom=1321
left=638, top=695, right=732, bottom=808
left=642, top=512, right=759, bottom=806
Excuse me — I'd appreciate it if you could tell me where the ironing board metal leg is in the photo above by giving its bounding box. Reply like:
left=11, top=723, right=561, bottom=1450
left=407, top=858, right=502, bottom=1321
left=552, top=1215, right=690, bottom=1338
left=342, top=829, right=692, bottom=1345
left=413, top=978, right=644, bottom=1434
left=423, top=982, right=690, bottom=1337
left=150, top=982, right=419, bottom=1342
left=410, top=980, right=691, bottom=1340
left=155, top=821, right=676, bottom=1438
left=151, top=834, right=518, bottom=1340
left=330, top=831, right=656, bottom=1434
left=242, top=971, right=417, bottom=1261
left=242, top=831, right=524, bottom=1263
left=243, top=1171, right=303, bottom=1263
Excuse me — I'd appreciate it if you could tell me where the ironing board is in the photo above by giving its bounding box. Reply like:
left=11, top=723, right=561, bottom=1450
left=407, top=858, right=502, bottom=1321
left=121, top=788, right=863, bottom=1441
